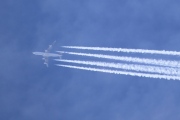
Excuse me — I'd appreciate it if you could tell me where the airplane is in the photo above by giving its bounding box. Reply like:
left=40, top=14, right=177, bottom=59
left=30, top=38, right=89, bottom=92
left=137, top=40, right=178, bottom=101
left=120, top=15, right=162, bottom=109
left=33, top=41, right=62, bottom=67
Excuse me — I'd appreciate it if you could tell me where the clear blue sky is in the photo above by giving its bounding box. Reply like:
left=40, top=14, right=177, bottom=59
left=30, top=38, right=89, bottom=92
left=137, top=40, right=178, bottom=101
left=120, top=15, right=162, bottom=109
left=1, top=0, right=180, bottom=120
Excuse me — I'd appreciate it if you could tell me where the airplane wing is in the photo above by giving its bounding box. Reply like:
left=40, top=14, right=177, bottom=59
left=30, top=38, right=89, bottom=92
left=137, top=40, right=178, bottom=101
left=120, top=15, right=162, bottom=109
left=43, top=41, right=56, bottom=67
left=43, top=56, right=49, bottom=67
left=45, top=62, right=48, bottom=67
left=47, top=41, right=56, bottom=52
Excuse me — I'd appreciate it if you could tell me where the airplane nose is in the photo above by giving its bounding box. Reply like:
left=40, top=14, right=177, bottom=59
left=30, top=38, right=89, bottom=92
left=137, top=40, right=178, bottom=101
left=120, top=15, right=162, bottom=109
left=32, top=52, right=36, bottom=55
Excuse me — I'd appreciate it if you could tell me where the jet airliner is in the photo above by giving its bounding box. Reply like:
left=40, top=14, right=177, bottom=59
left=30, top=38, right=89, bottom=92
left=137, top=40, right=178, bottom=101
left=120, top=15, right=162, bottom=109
left=33, top=41, right=62, bottom=67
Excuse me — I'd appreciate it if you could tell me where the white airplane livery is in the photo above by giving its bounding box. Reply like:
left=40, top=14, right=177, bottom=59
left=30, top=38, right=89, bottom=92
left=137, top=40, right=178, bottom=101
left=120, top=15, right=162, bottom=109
left=33, top=41, right=62, bottom=67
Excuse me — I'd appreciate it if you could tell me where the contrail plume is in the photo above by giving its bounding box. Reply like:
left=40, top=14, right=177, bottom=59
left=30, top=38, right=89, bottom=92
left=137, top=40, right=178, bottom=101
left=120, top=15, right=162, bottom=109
left=62, top=46, right=180, bottom=56
left=56, top=64, right=180, bottom=80
left=55, top=59, right=180, bottom=75
left=57, top=51, right=180, bottom=68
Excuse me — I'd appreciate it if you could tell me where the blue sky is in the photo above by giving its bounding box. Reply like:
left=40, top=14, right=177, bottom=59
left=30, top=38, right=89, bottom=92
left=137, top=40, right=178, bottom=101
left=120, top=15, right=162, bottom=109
left=1, top=0, right=180, bottom=120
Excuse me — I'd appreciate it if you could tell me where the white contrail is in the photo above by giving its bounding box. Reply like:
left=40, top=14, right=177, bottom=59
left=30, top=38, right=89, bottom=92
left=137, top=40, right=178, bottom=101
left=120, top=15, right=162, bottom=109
left=56, top=64, right=180, bottom=80
left=55, top=59, right=180, bottom=75
left=62, top=46, right=180, bottom=56
left=57, top=51, right=180, bottom=68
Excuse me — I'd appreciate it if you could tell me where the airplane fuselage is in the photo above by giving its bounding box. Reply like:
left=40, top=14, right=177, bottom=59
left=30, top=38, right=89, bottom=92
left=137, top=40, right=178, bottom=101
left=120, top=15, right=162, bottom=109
left=33, top=52, right=61, bottom=57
